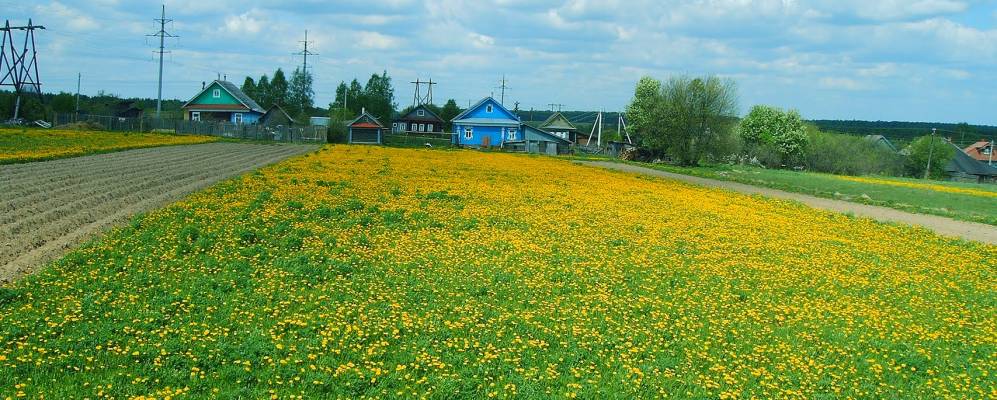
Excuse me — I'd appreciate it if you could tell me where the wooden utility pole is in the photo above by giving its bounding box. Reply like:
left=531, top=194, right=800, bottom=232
left=924, top=128, right=936, bottom=179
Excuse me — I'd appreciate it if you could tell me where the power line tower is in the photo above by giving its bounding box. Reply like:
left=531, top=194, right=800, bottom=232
left=410, top=78, right=422, bottom=107
left=294, top=30, right=318, bottom=72
left=548, top=103, right=564, bottom=112
left=410, top=78, right=437, bottom=107
left=0, top=19, right=45, bottom=120
left=422, top=78, right=435, bottom=105
left=147, top=5, right=177, bottom=119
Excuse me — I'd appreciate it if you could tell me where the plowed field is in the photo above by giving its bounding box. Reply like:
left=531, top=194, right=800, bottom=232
left=0, top=142, right=317, bottom=281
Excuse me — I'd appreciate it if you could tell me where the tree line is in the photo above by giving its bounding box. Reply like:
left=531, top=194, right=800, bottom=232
left=626, top=75, right=961, bottom=179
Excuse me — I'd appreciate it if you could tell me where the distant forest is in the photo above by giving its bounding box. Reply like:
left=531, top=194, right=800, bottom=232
left=811, top=120, right=997, bottom=147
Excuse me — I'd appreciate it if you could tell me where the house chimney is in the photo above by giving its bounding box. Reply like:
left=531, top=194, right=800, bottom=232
left=361, top=107, right=365, bottom=114
left=201, top=81, right=205, bottom=90
left=223, top=74, right=227, bottom=81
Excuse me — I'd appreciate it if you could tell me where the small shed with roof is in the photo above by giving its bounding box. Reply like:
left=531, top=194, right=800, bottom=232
left=347, top=110, right=385, bottom=144
left=945, top=142, right=997, bottom=183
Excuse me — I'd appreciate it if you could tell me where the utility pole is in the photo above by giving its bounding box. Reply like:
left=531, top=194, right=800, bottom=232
left=529, top=107, right=534, bottom=122
left=924, top=128, right=936, bottom=180
left=147, top=5, right=176, bottom=119
left=75, top=72, right=80, bottom=115
left=548, top=103, right=564, bottom=112
left=0, top=19, right=46, bottom=120
left=989, top=136, right=994, bottom=166
left=496, top=75, right=508, bottom=105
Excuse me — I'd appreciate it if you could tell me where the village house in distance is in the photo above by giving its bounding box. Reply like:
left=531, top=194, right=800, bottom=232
left=181, top=80, right=265, bottom=124
left=392, top=104, right=444, bottom=134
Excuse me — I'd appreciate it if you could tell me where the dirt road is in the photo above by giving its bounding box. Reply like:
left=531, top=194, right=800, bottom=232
left=0, top=142, right=319, bottom=282
left=581, top=161, right=997, bottom=245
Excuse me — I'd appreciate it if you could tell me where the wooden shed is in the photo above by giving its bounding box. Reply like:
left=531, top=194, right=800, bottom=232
left=347, top=110, right=384, bottom=145
left=504, top=125, right=571, bottom=155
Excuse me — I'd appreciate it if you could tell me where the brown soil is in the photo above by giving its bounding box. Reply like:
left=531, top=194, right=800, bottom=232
left=0, top=142, right=319, bottom=283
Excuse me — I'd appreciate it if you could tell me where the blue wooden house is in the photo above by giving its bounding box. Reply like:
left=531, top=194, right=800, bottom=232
left=452, top=97, right=521, bottom=147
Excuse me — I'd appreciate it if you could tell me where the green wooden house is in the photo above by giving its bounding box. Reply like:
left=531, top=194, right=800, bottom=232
left=181, top=80, right=265, bottom=124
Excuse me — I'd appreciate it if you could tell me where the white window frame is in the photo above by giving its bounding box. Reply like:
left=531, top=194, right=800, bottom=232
left=234, top=113, right=243, bottom=124
left=486, top=105, right=493, bottom=113
left=464, top=127, right=473, bottom=139
left=417, top=109, right=425, bottom=117
left=191, top=111, right=200, bottom=121
left=428, top=124, right=434, bottom=132
left=507, top=127, right=517, bottom=140
left=419, top=123, right=425, bottom=132
left=212, top=89, right=221, bottom=98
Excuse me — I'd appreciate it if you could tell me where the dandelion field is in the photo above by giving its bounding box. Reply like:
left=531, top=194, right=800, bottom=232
left=0, top=128, right=217, bottom=164
left=0, top=146, right=994, bottom=399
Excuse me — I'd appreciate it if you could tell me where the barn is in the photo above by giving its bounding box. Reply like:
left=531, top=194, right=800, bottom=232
left=347, top=110, right=384, bottom=145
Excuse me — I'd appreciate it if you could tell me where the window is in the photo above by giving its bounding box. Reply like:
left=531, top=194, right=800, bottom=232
left=486, top=105, right=493, bottom=113
left=419, top=124, right=425, bottom=132
left=417, top=109, right=425, bottom=117
left=464, top=127, right=473, bottom=139
left=392, top=123, right=398, bottom=132
left=234, top=113, right=243, bottom=124
left=212, top=89, right=220, bottom=98
left=507, top=128, right=517, bottom=140
left=191, top=111, right=200, bottom=121
left=428, top=124, right=434, bottom=132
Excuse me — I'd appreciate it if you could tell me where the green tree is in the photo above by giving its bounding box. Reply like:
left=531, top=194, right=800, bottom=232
left=439, top=99, right=462, bottom=132
left=270, top=69, right=289, bottom=107
left=327, top=106, right=353, bottom=143
left=241, top=77, right=257, bottom=105
left=739, top=105, right=808, bottom=166
left=288, top=67, right=314, bottom=117
left=256, top=75, right=271, bottom=109
left=50, top=92, right=76, bottom=114
left=625, top=76, right=663, bottom=152
left=627, top=75, right=738, bottom=165
left=904, top=135, right=956, bottom=179
left=362, top=71, right=395, bottom=123
left=332, top=82, right=348, bottom=110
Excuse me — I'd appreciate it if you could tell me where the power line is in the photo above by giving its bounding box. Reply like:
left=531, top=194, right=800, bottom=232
left=146, top=4, right=177, bottom=118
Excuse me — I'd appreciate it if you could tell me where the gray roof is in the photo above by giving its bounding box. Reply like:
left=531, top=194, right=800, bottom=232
left=945, top=142, right=997, bottom=177
left=396, top=104, right=444, bottom=123
left=523, top=124, right=570, bottom=145
left=451, top=117, right=520, bottom=126
left=217, top=80, right=265, bottom=113
left=346, top=110, right=384, bottom=127
left=540, top=112, right=578, bottom=131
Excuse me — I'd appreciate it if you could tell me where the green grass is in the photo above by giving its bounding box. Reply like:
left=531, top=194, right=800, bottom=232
left=629, top=162, right=997, bottom=225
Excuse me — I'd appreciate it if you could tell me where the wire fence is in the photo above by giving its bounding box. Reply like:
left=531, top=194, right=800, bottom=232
left=52, top=113, right=328, bottom=143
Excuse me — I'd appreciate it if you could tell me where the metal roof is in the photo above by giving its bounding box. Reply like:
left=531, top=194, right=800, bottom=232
left=181, top=80, right=265, bottom=114
left=540, top=112, right=578, bottom=131
left=945, top=142, right=997, bottom=177
left=451, top=118, right=521, bottom=126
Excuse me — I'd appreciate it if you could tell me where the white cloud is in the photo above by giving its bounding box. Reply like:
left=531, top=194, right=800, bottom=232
left=356, top=31, right=400, bottom=50
left=819, top=77, right=870, bottom=91
left=34, top=1, right=98, bottom=31
left=222, top=11, right=264, bottom=35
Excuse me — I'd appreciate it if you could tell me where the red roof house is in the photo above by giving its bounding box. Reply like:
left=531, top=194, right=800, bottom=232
left=963, top=140, right=994, bottom=163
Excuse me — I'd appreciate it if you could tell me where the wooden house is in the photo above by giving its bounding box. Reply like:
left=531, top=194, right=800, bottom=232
left=504, top=125, right=571, bottom=155
left=945, top=142, right=997, bottom=183
left=539, top=112, right=578, bottom=143
left=393, top=104, right=444, bottom=133
left=452, top=97, right=521, bottom=147
left=259, top=105, right=296, bottom=126
left=963, top=139, right=994, bottom=163
left=181, top=80, right=264, bottom=124
left=864, top=135, right=898, bottom=153
left=347, top=110, right=384, bottom=144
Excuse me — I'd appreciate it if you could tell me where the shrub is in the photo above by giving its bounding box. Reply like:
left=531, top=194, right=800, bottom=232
left=803, top=128, right=903, bottom=176
left=904, top=135, right=955, bottom=179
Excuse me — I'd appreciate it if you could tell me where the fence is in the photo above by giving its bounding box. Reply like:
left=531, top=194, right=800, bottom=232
left=383, top=131, right=455, bottom=148
left=52, top=113, right=327, bottom=143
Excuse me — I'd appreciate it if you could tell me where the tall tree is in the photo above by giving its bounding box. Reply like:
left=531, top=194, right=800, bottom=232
left=256, top=75, right=271, bottom=109
left=904, top=135, right=955, bottom=179
left=332, top=82, right=349, bottom=110
left=348, top=79, right=364, bottom=115
left=288, top=67, right=315, bottom=117
left=439, top=99, right=462, bottom=132
left=627, top=75, right=738, bottom=166
left=270, top=68, right=289, bottom=107
left=362, top=71, right=395, bottom=123
left=241, top=77, right=257, bottom=105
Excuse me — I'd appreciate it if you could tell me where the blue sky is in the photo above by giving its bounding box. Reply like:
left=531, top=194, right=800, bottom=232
left=4, top=0, right=997, bottom=124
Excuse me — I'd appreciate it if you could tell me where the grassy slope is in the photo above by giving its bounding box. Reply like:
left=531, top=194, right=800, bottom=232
left=1, top=146, right=994, bottom=399
left=609, top=160, right=997, bottom=226
left=0, top=128, right=217, bottom=164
